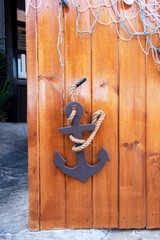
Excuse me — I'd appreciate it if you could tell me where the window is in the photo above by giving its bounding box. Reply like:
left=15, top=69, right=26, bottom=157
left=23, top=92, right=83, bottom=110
left=16, top=0, right=26, bottom=79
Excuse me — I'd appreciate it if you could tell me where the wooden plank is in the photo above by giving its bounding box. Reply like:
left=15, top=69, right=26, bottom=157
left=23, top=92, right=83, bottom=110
left=119, top=3, right=146, bottom=228
left=146, top=13, right=160, bottom=227
left=37, top=0, right=65, bottom=229
left=91, top=0, right=119, bottom=228
left=146, top=54, right=160, bottom=229
left=64, top=0, right=92, bottom=228
left=26, top=0, right=40, bottom=230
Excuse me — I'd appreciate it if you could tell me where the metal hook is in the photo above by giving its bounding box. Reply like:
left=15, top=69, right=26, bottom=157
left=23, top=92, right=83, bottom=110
left=61, top=0, right=69, bottom=7
left=75, top=78, right=87, bottom=87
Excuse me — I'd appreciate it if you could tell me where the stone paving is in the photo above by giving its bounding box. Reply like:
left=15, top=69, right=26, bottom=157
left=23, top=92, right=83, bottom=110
left=0, top=123, right=160, bottom=240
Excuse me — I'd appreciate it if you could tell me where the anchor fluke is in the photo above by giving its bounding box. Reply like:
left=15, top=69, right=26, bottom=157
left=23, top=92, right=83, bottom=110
left=54, top=151, right=66, bottom=167
left=97, top=147, right=110, bottom=162
left=54, top=147, right=110, bottom=183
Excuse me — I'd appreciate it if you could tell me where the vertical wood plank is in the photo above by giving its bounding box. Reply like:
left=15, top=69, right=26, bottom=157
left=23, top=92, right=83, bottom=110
left=64, top=0, right=92, bottom=228
left=26, top=0, right=40, bottom=230
left=146, top=56, right=160, bottom=229
left=119, top=3, right=146, bottom=228
left=37, top=0, right=65, bottom=229
left=92, top=0, right=119, bottom=228
left=146, top=26, right=160, bottom=228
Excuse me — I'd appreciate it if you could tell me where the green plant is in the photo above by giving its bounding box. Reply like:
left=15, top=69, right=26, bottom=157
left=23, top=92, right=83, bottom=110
left=0, top=79, right=12, bottom=120
left=0, top=37, right=12, bottom=120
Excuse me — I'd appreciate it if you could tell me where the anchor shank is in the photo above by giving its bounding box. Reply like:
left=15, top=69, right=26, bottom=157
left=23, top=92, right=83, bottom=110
left=75, top=149, right=87, bottom=167
left=73, top=128, right=88, bottom=167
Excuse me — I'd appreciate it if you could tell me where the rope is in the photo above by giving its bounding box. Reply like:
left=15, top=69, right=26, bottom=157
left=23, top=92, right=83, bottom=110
left=57, top=0, right=69, bottom=67
left=57, top=1, right=64, bottom=67
left=67, top=84, right=105, bottom=152
left=69, top=84, right=77, bottom=102
left=25, top=0, right=42, bottom=15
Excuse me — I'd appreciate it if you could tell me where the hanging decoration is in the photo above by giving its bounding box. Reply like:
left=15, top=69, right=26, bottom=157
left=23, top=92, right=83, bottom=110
left=54, top=78, right=110, bottom=183
left=25, top=0, right=160, bottom=66
left=57, top=0, right=160, bottom=67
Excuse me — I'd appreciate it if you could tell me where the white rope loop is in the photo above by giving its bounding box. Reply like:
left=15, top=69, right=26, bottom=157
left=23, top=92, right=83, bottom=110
left=25, top=0, right=42, bottom=15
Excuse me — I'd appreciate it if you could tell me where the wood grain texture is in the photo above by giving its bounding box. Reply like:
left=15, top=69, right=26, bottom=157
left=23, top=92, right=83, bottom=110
left=146, top=33, right=160, bottom=228
left=64, top=0, right=92, bottom=228
left=37, top=0, right=65, bottom=229
left=27, top=0, right=160, bottom=230
left=91, top=0, right=119, bottom=228
left=119, top=3, right=146, bottom=229
left=26, top=0, right=40, bottom=230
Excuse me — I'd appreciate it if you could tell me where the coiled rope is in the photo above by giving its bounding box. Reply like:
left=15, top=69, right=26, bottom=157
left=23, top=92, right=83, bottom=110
left=68, top=84, right=105, bottom=152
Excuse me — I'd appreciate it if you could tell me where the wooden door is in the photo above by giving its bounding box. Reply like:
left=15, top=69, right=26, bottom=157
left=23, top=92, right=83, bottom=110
left=26, top=0, right=160, bottom=230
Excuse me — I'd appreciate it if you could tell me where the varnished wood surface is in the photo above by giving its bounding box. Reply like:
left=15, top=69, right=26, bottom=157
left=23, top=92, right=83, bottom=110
left=119, top=2, right=146, bottom=228
left=146, top=54, right=160, bottom=229
left=26, top=0, right=160, bottom=230
left=26, top=0, right=40, bottom=230
left=92, top=0, right=118, bottom=228
left=64, top=0, right=92, bottom=228
left=146, top=0, right=160, bottom=228
left=146, top=33, right=160, bottom=228
left=37, top=0, right=65, bottom=229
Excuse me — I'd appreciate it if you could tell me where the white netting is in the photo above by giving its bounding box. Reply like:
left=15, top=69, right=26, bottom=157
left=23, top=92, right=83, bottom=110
left=60, top=0, right=160, bottom=66
left=26, top=0, right=160, bottom=66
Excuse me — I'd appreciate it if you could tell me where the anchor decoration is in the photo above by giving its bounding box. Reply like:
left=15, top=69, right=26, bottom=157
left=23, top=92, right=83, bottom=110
left=54, top=78, right=110, bottom=183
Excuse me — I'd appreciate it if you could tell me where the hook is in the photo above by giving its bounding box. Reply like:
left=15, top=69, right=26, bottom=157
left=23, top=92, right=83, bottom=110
left=75, top=78, right=87, bottom=87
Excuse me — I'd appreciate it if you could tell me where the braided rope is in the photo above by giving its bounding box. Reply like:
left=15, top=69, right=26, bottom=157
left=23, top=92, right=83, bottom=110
left=69, top=84, right=77, bottom=102
left=67, top=84, right=105, bottom=152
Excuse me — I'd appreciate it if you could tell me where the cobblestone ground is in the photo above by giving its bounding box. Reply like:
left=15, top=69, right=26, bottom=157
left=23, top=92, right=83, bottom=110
left=0, top=123, right=160, bottom=240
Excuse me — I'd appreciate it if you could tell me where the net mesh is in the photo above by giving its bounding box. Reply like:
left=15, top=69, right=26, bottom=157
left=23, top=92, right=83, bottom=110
left=74, top=0, right=160, bottom=65
left=26, top=0, right=160, bottom=66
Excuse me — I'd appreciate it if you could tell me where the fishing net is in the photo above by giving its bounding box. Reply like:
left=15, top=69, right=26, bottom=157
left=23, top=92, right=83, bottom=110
left=26, top=0, right=160, bottom=66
